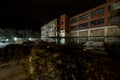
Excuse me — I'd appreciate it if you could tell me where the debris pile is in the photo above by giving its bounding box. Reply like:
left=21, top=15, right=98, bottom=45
left=28, top=42, right=119, bottom=80
left=0, top=41, right=120, bottom=80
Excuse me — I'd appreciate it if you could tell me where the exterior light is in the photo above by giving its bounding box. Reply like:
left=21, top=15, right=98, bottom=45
left=6, top=39, right=9, bottom=42
left=14, top=37, right=18, bottom=41
left=29, top=38, right=32, bottom=41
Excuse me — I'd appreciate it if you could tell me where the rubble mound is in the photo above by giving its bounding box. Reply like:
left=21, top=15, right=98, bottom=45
left=28, top=42, right=119, bottom=80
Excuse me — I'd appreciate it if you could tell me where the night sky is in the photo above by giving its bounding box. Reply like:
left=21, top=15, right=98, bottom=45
left=0, top=0, right=106, bottom=30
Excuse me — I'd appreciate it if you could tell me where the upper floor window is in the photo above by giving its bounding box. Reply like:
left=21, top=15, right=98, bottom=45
left=91, top=18, right=104, bottom=26
left=79, top=13, right=89, bottom=20
left=108, top=14, right=120, bottom=22
left=79, top=22, right=88, bottom=29
left=91, top=7, right=105, bottom=17
left=108, top=5, right=113, bottom=11
left=108, top=1, right=120, bottom=11
left=71, top=25, right=78, bottom=30
left=71, top=18, right=78, bottom=23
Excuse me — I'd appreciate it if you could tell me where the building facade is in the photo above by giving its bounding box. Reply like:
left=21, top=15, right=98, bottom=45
left=41, top=19, right=58, bottom=42
left=59, top=14, right=69, bottom=44
left=41, top=0, right=120, bottom=44
left=70, top=0, right=120, bottom=43
left=41, top=14, right=70, bottom=44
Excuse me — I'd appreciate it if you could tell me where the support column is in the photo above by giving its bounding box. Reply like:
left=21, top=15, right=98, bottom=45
left=104, top=27, right=108, bottom=42
left=88, top=29, right=91, bottom=40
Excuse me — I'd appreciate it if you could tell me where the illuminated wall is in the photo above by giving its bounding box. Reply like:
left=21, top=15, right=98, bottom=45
left=41, top=19, right=58, bottom=42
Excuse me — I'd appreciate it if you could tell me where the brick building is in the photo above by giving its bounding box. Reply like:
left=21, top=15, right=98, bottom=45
left=41, top=14, right=69, bottom=44
left=70, top=0, right=120, bottom=43
left=59, top=14, right=69, bottom=44
left=41, top=0, right=120, bottom=44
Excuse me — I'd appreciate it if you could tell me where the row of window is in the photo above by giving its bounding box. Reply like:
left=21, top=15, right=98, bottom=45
left=91, top=7, right=105, bottom=17
left=71, top=18, right=78, bottom=23
left=108, top=15, right=120, bottom=22
left=71, top=7, right=105, bottom=23
left=71, top=18, right=105, bottom=30
left=79, top=22, right=88, bottom=29
left=71, top=25, right=78, bottom=30
left=108, top=1, right=120, bottom=11
left=79, top=13, right=89, bottom=20
left=91, top=18, right=104, bottom=26
left=71, top=23, right=88, bottom=30
left=71, top=2, right=120, bottom=24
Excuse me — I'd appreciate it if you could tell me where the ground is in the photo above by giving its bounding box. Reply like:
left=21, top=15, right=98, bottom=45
left=0, top=42, right=120, bottom=80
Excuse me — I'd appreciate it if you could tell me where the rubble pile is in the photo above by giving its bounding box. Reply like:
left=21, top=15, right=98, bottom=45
left=0, top=41, right=120, bottom=80
left=28, top=42, right=85, bottom=80
left=0, top=44, right=32, bottom=63
left=28, top=42, right=119, bottom=80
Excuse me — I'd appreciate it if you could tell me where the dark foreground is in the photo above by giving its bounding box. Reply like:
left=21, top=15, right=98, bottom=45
left=0, top=41, right=120, bottom=80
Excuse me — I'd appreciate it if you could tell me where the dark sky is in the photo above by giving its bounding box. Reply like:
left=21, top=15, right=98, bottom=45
left=0, top=0, right=106, bottom=30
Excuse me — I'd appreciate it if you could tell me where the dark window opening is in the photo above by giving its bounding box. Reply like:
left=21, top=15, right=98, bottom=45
left=91, top=18, right=104, bottom=26
left=79, top=13, right=89, bottom=20
left=71, top=18, right=78, bottom=23
left=79, top=22, right=88, bottom=29
left=108, top=5, right=113, bottom=11
left=108, top=15, right=120, bottom=22
left=108, top=1, right=120, bottom=11
left=91, top=7, right=105, bottom=17
left=71, top=25, right=78, bottom=30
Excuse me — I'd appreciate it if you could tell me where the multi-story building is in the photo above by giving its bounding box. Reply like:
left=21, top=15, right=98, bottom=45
left=70, top=0, right=120, bottom=43
left=41, top=0, right=120, bottom=44
left=41, top=14, right=70, bottom=44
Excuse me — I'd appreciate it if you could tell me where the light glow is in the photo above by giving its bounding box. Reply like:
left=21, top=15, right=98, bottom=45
left=29, top=38, right=32, bottom=41
left=14, top=37, right=18, bottom=41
